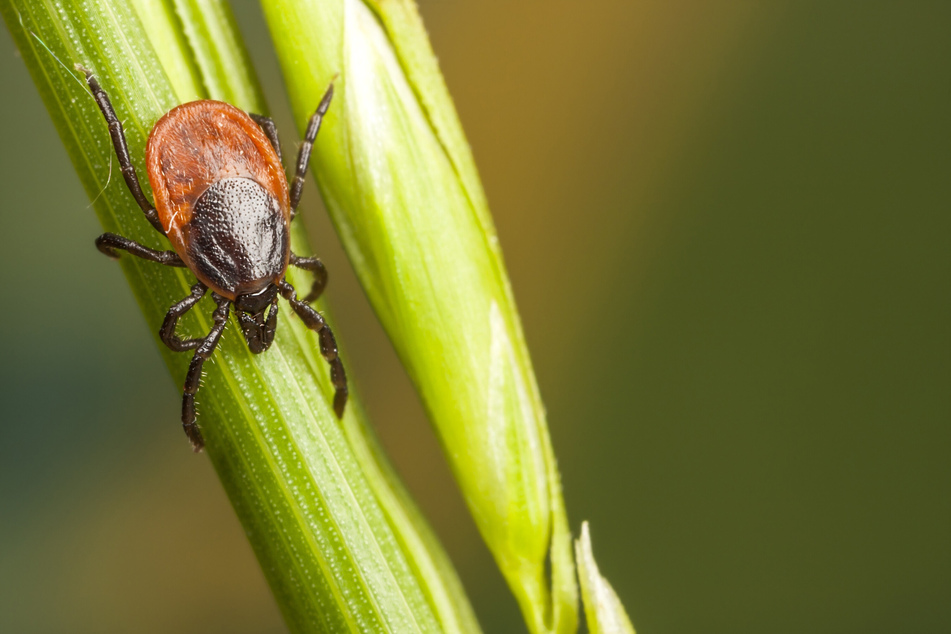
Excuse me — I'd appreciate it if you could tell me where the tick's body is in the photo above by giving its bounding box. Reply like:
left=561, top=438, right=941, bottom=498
left=79, top=66, right=347, bottom=451
left=148, top=101, right=290, bottom=299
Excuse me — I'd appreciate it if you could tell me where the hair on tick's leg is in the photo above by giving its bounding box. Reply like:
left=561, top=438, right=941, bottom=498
left=290, top=253, right=328, bottom=303
left=96, top=233, right=185, bottom=266
left=160, top=282, right=209, bottom=352
left=289, top=82, right=334, bottom=220
left=181, top=294, right=230, bottom=452
left=76, top=65, right=166, bottom=235
left=277, top=279, right=348, bottom=416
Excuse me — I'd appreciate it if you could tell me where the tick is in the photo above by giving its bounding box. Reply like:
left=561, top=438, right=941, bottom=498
left=78, top=66, right=347, bottom=452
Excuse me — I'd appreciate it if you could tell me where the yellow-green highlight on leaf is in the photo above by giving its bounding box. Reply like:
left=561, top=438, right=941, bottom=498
left=0, top=1, right=480, bottom=632
left=576, top=522, right=636, bottom=634
left=172, top=0, right=261, bottom=107
left=258, top=0, right=579, bottom=632
left=126, top=0, right=203, bottom=101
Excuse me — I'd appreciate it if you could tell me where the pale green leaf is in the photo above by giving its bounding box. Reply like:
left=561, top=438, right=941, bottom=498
left=576, top=522, right=637, bottom=634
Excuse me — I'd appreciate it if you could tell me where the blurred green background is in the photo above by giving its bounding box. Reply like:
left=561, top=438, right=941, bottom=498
left=1, top=1, right=948, bottom=632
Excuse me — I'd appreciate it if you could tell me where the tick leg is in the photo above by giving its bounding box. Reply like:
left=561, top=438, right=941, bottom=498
left=77, top=65, right=165, bottom=235
left=238, top=297, right=279, bottom=354
left=249, top=113, right=283, bottom=163
left=181, top=294, right=230, bottom=452
left=261, top=299, right=279, bottom=350
left=289, top=82, right=335, bottom=220
left=160, top=282, right=209, bottom=351
left=278, top=279, right=348, bottom=417
left=290, top=252, right=328, bottom=303
left=96, top=232, right=185, bottom=266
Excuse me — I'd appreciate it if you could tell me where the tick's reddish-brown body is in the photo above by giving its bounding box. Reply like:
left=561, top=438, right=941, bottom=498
left=80, top=64, right=346, bottom=451
left=146, top=101, right=291, bottom=301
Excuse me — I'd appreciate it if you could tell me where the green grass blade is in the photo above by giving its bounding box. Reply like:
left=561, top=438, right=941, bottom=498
left=126, top=0, right=203, bottom=101
left=259, top=1, right=582, bottom=631
left=0, top=1, right=478, bottom=631
left=576, top=523, right=636, bottom=634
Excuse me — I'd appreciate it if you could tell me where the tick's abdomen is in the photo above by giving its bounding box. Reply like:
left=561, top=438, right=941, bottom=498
left=185, top=177, right=289, bottom=297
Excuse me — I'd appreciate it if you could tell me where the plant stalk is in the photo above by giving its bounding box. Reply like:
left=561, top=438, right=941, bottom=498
left=0, top=1, right=480, bottom=632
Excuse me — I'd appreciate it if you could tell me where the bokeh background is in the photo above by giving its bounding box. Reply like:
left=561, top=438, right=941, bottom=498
left=1, top=1, right=948, bottom=632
